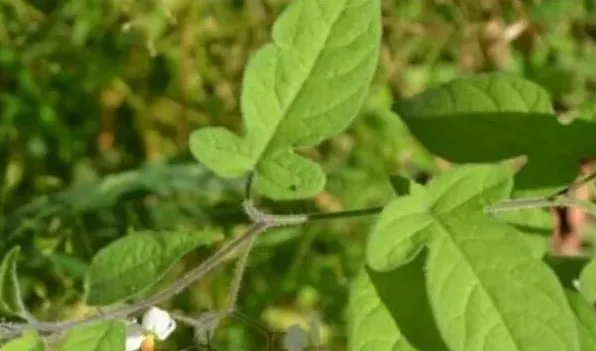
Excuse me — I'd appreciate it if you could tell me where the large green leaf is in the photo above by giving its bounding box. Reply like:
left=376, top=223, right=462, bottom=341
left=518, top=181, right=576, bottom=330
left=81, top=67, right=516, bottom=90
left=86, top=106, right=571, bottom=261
left=0, top=246, right=27, bottom=317
left=0, top=332, right=44, bottom=351
left=189, top=0, right=381, bottom=199
left=60, top=321, right=125, bottom=351
left=348, top=253, right=448, bottom=351
left=85, top=230, right=223, bottom=305
left=394, top=73, right=596, bottom=195
left=366, top=165, right=580, bottom=351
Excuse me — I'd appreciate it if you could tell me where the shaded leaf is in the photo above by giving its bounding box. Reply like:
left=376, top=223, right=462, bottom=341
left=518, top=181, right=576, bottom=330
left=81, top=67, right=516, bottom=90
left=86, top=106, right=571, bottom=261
left=394, top=73, right=596, bottom=195
left=347, top=268, right=416, bottom=351
left=85, top=230, right=223, bottom=305
left=348, top=253, right=448, bottom=351
left=190, top=0, right=381, bottom=199
left=0, top=246, right=26, bottom=317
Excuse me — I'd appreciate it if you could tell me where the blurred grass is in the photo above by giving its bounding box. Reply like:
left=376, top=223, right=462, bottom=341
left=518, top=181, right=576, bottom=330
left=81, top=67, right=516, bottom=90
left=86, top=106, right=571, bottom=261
left=2, top=0, right=596, bottom=349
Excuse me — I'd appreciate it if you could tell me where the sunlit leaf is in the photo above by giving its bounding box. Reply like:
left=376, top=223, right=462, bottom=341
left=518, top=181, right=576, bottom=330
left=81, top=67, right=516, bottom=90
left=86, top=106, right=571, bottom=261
left=60, top=321, right=125, bottom=351
left=564, top=289, right=596, bottom=350
left=367, top=165, right=580, bottom=351
left=0, top=331, right=44, bottom=351
left=189, top=0, right=381, bottom=199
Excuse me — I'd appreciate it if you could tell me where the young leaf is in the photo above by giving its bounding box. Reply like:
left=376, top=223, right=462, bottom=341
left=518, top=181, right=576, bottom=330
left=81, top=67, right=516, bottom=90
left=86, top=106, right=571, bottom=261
left=394, top=73, right=596, bottom=195
left=0, top=331, right=44, bottom=351
left=60, top=321, right=125, bottom=351
left=0, top=246, right=27, bottom=317
left=85, top=230, right=223, bottom=306
left=189, top=0, right=381, bottom=200
left=564, top=289, right=596, bottom=350
left=348, top=253, right=449, bottom=351
left=578, top=259, right=596, bottom=303
left=367, top=165, right=580, bottom=351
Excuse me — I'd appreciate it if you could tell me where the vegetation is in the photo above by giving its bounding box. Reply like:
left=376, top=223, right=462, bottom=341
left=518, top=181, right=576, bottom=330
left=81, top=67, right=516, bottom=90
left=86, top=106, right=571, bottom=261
left=3, top=0, right=596, bottom=350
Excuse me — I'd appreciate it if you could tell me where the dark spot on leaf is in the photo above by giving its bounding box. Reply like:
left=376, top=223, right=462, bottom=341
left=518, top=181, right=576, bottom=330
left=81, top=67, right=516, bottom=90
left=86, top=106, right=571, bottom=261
left=289, top=185, right=297, bottom=191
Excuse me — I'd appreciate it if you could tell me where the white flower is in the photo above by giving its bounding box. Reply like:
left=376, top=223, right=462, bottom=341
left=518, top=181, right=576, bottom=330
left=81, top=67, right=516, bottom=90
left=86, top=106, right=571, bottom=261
left=125, top=307, right=177, bottom=351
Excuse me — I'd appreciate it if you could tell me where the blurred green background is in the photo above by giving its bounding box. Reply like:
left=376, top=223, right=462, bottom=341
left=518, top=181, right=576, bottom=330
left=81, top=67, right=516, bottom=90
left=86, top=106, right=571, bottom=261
left=2, top=0, right=596, bottom=349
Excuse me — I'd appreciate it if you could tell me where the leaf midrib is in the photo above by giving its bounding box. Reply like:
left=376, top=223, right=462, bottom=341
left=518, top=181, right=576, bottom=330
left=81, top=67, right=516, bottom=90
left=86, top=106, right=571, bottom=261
left=253, top=0, right=350, bottom=165
left=433, top=217, right=522, bottom=351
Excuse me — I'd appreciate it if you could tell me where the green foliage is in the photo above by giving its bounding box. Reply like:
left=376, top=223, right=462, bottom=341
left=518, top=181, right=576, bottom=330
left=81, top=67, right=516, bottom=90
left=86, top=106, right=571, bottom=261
left=189, top=0, right=381, bottom=200
left=0, top=246, right=26, bottom=317
left=59, top=321, right=125, bottom=351
left=0, top=331, right=44, bottom=351
left=394, top=73, right=596, bottom=195
left=565, top=290, right=596, bottom=350
left=4, top=0, right=596, bottom=350
left=85, top=230, right=223, bottom=305
left=579, top=259, right=596, bottom=303
left=365, top=165, right=580, bottom=350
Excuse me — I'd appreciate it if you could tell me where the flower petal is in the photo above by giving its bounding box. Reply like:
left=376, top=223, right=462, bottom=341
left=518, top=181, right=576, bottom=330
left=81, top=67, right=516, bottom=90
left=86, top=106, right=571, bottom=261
left=125, top=323, right=145, bottom=351
left=142, top=306, right=177, bottom=340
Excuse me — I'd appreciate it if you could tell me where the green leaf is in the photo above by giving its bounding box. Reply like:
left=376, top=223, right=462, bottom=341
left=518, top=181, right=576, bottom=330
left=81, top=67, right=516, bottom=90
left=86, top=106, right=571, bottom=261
left=189, top=0, right=381, bottom=200
left=85, top=230, right=223, bottom=305
left=367, top=165, right=580, bottom=351
left=347, top=268, right=416, bottom=351
left=389, top=175, right=425, bottom=197
left=579, top=259, right=596, bottom=303
left=564, top=289, right=596, bottom=350
left=394, top=73, right=596, bottom=195
left=367, top=165, right=512, bottom=271
left=348, top=253, right=448, bottom=351
left=0, top=332, right=44, bottom=351
left=492, top=208, right=552, bottom=259
left=60, top=321, right=125, bottom=351
left=426, top=214, right=579, bottom=351
left=0, top=246, right=27, bottom=317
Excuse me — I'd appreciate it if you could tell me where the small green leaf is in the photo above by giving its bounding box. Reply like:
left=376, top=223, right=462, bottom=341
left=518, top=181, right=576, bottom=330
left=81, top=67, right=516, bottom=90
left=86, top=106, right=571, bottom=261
left=85, top=230, right=223, bottom=305
left=579, top=259, right=596, bottom=303
left=60, top=321, right=125, bottom=351
left=0, top=332, right=44, bottom=351
left=367, top=165, right=580, bottom=351
left=0, top=246, right=26, bottom=317
left=564, top=289, right=596, bottom=350
left=348, top=253, right=448, bottom=351
left=394, top=73, right=596, bottom=195
left=190, top=0, right=381, bottom=200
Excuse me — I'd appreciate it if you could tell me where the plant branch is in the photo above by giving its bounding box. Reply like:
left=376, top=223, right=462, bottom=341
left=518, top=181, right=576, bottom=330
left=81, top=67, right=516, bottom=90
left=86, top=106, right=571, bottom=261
left=3, top=171, right=596, bottom=343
